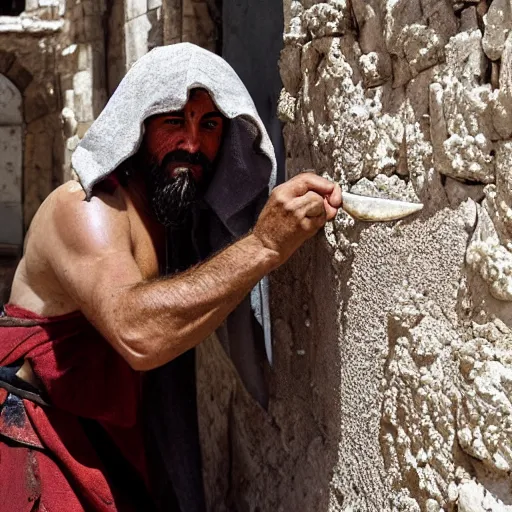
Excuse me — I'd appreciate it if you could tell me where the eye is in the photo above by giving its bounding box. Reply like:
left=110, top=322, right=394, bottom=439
left=202, top=120, right=219, bottom=130
left=164, top=118, right=184, bottom=126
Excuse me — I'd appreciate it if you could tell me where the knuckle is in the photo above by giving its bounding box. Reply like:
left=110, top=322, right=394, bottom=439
left=272, top=189, right=286, bottom=205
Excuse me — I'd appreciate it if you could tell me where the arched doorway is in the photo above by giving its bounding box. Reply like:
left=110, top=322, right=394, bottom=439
left=0, top=74, right=23, bottom=300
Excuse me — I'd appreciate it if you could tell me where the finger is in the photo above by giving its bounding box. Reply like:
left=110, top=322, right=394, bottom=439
left=324, top=197, right=338, bottom=221
left=288, top=172, right=336, bottom=198
left=288, top=191, right=326, bottom=218
left=327, top=183, right=342, bottom=209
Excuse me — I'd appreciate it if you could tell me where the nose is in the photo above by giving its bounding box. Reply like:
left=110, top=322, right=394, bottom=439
left=179, top=123, right=200, bottom=154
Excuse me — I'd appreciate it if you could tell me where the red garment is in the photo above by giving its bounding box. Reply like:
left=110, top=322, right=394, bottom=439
left=0, top=304, right=150, bottom=511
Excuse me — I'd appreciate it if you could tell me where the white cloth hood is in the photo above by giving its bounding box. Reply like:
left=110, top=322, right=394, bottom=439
left=72, top=42, right=276, bottom=208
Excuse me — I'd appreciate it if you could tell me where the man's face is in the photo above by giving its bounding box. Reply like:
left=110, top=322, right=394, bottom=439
left=140, top=89, right=225, bottom=228
left=143, top=89, right=224, bottom=182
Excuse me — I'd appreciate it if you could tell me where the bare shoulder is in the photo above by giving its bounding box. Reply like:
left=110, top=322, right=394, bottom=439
left=29, top=180, right=132, bottom=256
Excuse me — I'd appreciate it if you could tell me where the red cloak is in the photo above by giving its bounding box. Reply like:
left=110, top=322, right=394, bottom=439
left=0, top=304, right=151, bottom=511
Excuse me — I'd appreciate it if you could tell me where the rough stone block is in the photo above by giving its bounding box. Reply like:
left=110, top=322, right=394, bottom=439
left=24, top=0, right=40, bottom=11
left=125, top=0, right=147, bottom=21
left=5, top=59, right=33, bottom=93
left=0, top=74, right=22, bottom=124
left=147, top=0, right=162, bottom=10
left=460, top=6, right=478, bottom=32
left=72, top=69, right=94, bottom=122
left=0, top=50, right=15, bottom=75
left=147, top=8, right=163, bottom=51
left=124, top=14, right=152, bottom=69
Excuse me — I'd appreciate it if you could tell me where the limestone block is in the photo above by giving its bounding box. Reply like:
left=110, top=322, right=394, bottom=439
left=146, top=7, right=163, bottom=51
left=349, top=174, right=420, bottom=203
left=61, top=107, right=77, bottom=138
left=460, top=6, right=479, bottom=32
left=456, top=323, right=512, bottom=473
left=429, top=31, right=496, bottom=183
left=301, top=1, right=351, bottom=39
left=398, top=24, right=444, bottom=77
left=420, top=0, right=458, bottom=45
left=279, top=45, right=302, bottom=96
left=25, top=0, right=39, bottom=11
left=72, top=69, right=94, bottom=122
left=124, top=13, right=152, bottom=69
left=444, top=177, right=485, bottom=208
left=483, top=141, right=512, bottom=246
left=277, top=88, right=296, bottom=123
left=147, top=0, right=162, bottom=10
left=359, top=51, right=389, bottom=88
left=0, top=74, right=22, bottom=124
left=492, top=32, right=512, bottom=139
left=482, top=0, right=512, bottom=61
left=125, top=0, right=147, bottom=21
left=466, top=205, right=512, bottom=301
left=284, top=0, right=306, bottom=43
left=458, top=480, right=512, bottom=512
left=298, top=38, right=404, bottom=184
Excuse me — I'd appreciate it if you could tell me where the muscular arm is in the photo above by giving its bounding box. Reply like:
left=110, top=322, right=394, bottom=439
left=47, top=174, right=341, bottom=371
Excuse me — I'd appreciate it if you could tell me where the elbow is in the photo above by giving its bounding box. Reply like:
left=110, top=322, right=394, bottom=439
left=115, top=329, right=182, bottom=372
left=125, top=352, right=155, bottom=372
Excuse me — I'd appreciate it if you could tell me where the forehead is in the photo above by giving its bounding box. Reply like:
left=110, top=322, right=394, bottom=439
left=145, top=89, right=221, bottom=124
left=186, top=89, right=217, bottom=110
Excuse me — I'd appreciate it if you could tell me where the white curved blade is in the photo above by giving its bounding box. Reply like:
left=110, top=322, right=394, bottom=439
left=342, top=192, right=423, bottom=221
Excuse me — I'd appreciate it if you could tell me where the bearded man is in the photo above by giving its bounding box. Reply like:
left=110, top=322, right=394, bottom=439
left=0, top=43, right=341, bottom=511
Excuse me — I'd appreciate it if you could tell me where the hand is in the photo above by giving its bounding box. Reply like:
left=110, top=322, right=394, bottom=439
left=253, top=172, right=342, bottom=266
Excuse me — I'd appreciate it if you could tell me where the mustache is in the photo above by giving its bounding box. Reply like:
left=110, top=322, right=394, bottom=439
left=160, top=149, right=212, bottom=171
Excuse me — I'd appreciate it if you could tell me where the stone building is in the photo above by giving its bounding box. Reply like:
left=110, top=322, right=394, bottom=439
left=3, top=1, right=512, bottom=512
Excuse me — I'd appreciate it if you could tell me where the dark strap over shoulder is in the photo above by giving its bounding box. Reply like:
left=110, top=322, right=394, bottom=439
left=0, top=364, right=49, bottom=407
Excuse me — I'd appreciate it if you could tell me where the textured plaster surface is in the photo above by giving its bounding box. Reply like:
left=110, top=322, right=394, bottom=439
left=198, top=0, right=512, bottom=511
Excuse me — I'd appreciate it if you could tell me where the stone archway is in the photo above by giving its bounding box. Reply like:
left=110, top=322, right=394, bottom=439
left=0, top=74, right=23, bottom=251
left=0, top=73, right=23, bottom=300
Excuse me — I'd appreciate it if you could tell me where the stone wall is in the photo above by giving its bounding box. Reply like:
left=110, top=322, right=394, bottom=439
left=198, top=1, right=512, bottom=511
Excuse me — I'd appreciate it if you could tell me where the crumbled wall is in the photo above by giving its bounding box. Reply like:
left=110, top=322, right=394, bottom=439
left=198, top=1, right=512, bottom=511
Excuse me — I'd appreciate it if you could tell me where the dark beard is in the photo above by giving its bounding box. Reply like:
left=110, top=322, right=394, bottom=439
left=145, top=150, right=213, bottom=228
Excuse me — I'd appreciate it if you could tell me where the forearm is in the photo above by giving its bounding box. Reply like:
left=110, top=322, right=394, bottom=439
left=115, top=234, right=278, bottom=370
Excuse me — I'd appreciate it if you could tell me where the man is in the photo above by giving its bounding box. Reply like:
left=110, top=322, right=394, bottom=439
left=0, top=43, right=341, bottom=511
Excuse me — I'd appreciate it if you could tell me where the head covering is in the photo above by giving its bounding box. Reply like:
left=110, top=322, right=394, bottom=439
left=71, top=42, right=276, bottom=365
